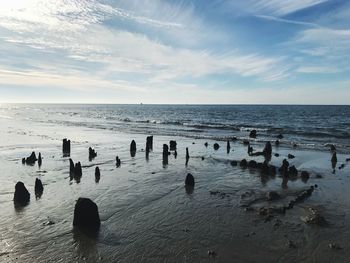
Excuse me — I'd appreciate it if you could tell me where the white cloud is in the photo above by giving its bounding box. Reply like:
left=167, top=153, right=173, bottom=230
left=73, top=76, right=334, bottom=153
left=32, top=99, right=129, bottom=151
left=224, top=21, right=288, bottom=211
left=247, top=0, right=327, bottom=16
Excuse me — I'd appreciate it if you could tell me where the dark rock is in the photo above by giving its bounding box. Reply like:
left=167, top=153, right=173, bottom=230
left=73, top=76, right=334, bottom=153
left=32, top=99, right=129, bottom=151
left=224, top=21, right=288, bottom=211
left=277, top=134, right=283, bottom=139
left=288, top=154, right=295, bottom=159
left=240, top=159, right=248, bottom=168
left=300, top=207, right=325, bottom=225
left=116, top=156, right=121, bottom=167
left=35, top=178, right=44, bottom=197
left=249, top=130, right=257, bottom=138
left=275, top=140, right=280, bottom=146
left=95, top=167, right=100, bottom=182
left=89, top=147, right=97, bottom=160
left=185, top=173, right=195, bottom=187
left=293, top=143, right=298, bottom=148
left=274, top=153, right=280, bottom=157
left=73, top=198, right=100, bottom=230
left=62, top=138, right=71, bottom=154
left=22, top=157, right=25, bottom=164
left=213, top=143, right=220, bottom=150
left=346, top=158, right=350, bottom=162
left=169, top=140, right=177, bottom=151
left=204, top=142, right=208, bottom=147
left=14, top=182, right=30, bottom=205
left=267, top=191, right=280, bottom=201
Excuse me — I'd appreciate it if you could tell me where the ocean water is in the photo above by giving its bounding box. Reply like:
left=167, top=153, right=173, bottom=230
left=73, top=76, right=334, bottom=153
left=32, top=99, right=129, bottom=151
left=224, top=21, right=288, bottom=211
left=0, top=104, right=350, bottom=262
left=1, top=104, right=349, bottom=153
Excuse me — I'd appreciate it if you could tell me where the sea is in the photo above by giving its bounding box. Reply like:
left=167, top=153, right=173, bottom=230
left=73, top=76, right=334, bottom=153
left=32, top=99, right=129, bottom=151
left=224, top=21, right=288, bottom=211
left=1, top=104, right=349, bottom=153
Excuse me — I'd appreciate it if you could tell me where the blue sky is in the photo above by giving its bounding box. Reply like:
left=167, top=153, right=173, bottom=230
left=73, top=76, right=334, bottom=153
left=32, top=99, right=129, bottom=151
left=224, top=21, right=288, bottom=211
left=0, top=0, right=349, bottom=104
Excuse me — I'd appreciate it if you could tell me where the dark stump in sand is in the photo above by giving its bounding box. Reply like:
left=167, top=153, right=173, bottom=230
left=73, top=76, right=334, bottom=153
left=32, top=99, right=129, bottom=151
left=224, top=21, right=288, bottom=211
left=227, top=141, right=231, bottom=153
left=230, top=160, right=238, bottom=166
left=74, top=162, right=82, bottom=181
left=204, top=142, right=208, bottom=147
left=248, top=160, right=258, bottom=169
left=130, top=140, right=137, bottom=157
left=62, top=138, right=71, bottom=155
left=213, top=143, right=220, bottom=150
left=73, top=198, right=100, bottom=230
left=279, top=159, right=289, bottom=176
left=249, top=130, right=257, bottom=138
left=243, top=140, right=250, bottom=146
left=163, top=144, right=169, bottom=165
left=34, top=178, right=44, bottom=197
left=95, top=167, right=100, bottom=183
left=14, top=182, right=30, bottom=205
left=116, top=156, right=121, bottom=167
left=248, top=145, right=253, bottom=155
left=185, top=173, right=195, bottom=187
left=275, top=140, right=280, bottom=146
left=69, top=158, right=75, bottom=174
left=288, top=165, right=298, bottom=177
left=301, top=171, right=310, bottom=180
left=263, top=142, right=272, bottom=157
left=240, top=159, right=248, bottom=168
left=38, top=152, right=42, bottom=167
left=146, top=136, right=153, bottom=152
left=330, top=144, right=336, bottom=152
left=25, top=151, right=37, bottom=165
left=288, top=154, right=295, bottom=159
left=170, top=140, right=177, bottom=151
left=89, top=147, right=97, bottom=160
left=331, top=152, right=337, bottom=165
left=185, top=147, right=190, bottom=165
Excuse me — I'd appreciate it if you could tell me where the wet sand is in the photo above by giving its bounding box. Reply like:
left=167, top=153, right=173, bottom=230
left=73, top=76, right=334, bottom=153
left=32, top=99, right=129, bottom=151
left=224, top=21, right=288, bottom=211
left=0, top=117, right=350, bottom=262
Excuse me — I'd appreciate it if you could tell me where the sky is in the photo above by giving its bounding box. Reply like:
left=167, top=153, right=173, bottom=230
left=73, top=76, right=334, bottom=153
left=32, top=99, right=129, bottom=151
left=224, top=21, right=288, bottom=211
left=0, top=0, right=349, bottom=104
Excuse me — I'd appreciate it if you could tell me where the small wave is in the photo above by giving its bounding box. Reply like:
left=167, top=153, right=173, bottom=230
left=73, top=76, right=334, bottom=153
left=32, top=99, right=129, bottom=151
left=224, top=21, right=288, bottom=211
left=0, top=114, right=12, bottom=119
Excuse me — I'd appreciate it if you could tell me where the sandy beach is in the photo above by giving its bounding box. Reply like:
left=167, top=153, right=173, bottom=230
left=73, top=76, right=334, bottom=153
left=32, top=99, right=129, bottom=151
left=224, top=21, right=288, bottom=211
left=0, top=110, right=349, bottom=263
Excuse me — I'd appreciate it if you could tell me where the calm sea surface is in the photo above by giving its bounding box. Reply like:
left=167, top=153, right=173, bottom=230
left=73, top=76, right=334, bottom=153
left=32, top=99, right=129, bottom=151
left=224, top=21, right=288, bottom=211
left=1, top=104, right=349, bottom=153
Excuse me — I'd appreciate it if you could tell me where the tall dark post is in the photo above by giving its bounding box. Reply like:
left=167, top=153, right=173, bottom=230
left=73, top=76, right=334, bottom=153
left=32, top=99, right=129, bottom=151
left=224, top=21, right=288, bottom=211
left=227, top=141, right=230, bottom=154
left=130, top=140, right=136, bottom=157
left=63, top=138, right=71, bottom=155
left=38, top=152, right=42, bottom=167
left=162, top=144, right=169, bottom=165
left=170, top=140, right=177, bottom=151
left=146, top=136, right=153, bottom=152
left=186, top=147, right=189, bottom=165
